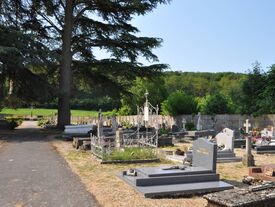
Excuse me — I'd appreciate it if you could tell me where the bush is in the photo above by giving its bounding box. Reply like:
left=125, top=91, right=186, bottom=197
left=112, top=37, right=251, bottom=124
left=199, top=93, right=233, bottom=115
left=5, top=117, right=23, bottom=130
left=161, top=91, right=198, bottom=115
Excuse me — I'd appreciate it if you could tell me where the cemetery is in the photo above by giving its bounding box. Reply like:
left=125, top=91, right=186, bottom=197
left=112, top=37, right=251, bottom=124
left=0, top=1, right=275, bottom=206
left=48, top=92, right=275, bottom=205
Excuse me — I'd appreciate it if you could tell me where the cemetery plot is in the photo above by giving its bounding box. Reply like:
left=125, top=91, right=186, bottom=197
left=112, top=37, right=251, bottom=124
left=53, top=133, right=275, bottom=207
left=120, top=138, right=233, bottom=198
left=90, top=93, right=161, bottom=163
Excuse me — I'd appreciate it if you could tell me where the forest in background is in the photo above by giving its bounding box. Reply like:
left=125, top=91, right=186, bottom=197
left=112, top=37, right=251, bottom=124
left=2, top=62, right=273, bottom=116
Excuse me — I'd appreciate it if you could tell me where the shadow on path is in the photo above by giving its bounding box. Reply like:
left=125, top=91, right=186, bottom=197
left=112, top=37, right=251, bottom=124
left=0, top=121, right=99, bottom=207
left=0, top=121, right=61, bottom=143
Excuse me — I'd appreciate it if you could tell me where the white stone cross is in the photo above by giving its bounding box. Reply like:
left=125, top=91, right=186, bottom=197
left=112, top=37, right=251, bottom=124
left=243, top=119, right=251, bottom=134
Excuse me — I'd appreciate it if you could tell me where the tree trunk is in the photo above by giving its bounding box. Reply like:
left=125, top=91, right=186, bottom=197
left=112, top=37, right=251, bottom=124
left=57, top=0, right=74, bottom=129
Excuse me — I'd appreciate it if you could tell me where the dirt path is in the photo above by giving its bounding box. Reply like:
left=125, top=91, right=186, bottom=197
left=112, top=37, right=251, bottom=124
left=0, top=121, right=99, bottom=207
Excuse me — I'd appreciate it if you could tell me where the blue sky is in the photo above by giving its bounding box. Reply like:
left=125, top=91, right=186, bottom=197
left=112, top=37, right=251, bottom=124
left=130, top=0, right=275, bottom=73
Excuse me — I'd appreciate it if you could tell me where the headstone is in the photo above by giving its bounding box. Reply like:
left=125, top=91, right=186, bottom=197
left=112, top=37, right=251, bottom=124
left=192, top=138, right=217, bottom=172
left=216, top=128, right=234, bottom=151
left=120, top=138, right=233, bottom=198
left=111, top=116, right=118, bottom=131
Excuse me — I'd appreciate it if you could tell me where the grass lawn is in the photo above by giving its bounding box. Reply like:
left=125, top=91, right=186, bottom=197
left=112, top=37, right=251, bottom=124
left=0, top=108, right=106, bottom=117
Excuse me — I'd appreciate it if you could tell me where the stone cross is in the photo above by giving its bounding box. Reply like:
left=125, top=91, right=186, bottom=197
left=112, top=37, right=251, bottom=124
left=144, top=90, right=149, bottom=122
left=97, top=109, right=103, bottom=138
left=196, top=112, right=203, bottom=131
left=244, top=119, right=251, bottom=134
left=242, top=119, right=254, bottom=167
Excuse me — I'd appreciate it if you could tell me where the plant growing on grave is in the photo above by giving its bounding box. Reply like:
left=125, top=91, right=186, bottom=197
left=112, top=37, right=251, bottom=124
left=103, top=147, right=158, bottom=161
left=120, top=121, right=133, bottom=129
left=159, top=128, right=170, bottom=135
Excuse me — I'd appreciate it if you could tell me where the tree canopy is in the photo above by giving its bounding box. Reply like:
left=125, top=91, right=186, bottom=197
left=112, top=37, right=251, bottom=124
left=0, top=0, right=170, bottom=127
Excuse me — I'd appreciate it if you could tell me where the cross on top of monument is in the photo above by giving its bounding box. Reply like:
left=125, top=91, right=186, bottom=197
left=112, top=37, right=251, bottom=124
left=244, top=119, right=251, bottom=134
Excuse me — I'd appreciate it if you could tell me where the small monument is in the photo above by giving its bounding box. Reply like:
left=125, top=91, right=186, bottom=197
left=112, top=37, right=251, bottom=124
left=196, top=112, right=203, bottom=131
left=182, top=118, right=186, bottom=131
left=242, top=119, right=255, bottom=167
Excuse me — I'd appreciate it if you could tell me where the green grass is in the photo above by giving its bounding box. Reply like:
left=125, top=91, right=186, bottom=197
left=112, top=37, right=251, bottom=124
left=103, top=147, right=158, bottom=161
left=0, top=108, right=110, bottom=117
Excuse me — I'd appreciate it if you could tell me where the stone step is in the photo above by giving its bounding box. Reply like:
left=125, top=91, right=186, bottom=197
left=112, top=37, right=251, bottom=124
left=136, top=181, right=233, bottom=198
left=136, top=166, right=213, bottom=177
left=134, top=173, right=220, bottom=186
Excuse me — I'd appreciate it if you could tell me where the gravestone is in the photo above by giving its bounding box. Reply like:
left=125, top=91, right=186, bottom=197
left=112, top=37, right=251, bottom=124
left=111, top=116, right=118, bottom=131
left=216, top=128, right=234, bottom=150
left=215, top=128, right=242, bottom=162
left=120, top=138, right=233, bottom=198
left=255, top=126, right=275, bottom=154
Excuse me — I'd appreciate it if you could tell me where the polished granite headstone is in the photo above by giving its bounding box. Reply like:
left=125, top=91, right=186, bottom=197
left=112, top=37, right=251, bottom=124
left=120, top=138, right=233, bottom=198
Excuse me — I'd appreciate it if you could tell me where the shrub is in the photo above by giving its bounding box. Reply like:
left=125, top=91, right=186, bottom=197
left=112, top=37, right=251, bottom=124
left=5, top=117, right=23, bottom=130
left=199, top=93, right=233, bottom=115
left=161, top=91, right=198, bottom=115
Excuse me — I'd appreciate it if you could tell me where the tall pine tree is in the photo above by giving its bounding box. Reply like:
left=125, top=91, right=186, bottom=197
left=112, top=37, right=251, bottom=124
left=0, top=0, right=170, bottom=128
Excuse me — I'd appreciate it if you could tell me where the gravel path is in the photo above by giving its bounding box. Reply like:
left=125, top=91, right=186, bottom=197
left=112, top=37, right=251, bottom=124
left=0, top=121, right=99, bottom=207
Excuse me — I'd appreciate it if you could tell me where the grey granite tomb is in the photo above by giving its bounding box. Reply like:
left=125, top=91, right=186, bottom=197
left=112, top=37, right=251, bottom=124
left=120, top=138, right=233, bottom=198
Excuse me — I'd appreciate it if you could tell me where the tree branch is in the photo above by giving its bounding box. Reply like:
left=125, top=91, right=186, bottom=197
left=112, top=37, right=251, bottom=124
left=36, top=10, right=62, bottom=34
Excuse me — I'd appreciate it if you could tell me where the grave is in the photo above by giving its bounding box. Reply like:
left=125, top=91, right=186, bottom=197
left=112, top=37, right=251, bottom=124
left=157, top=135, right=174, bottom=147
left=215, top=128, right=242, bottom=162
left=204, top=183, right=275, bottom=207
left=63, top=124, right=95, bottom=138
left=186, top=128, right=242, bottom=163
left=249, top=164, right=275, bottom=181
left=120, top=138, right=233, bottom=198
left=255, top=126, right=275, bottom=154
left=185, top=113, right=215, bottom=139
